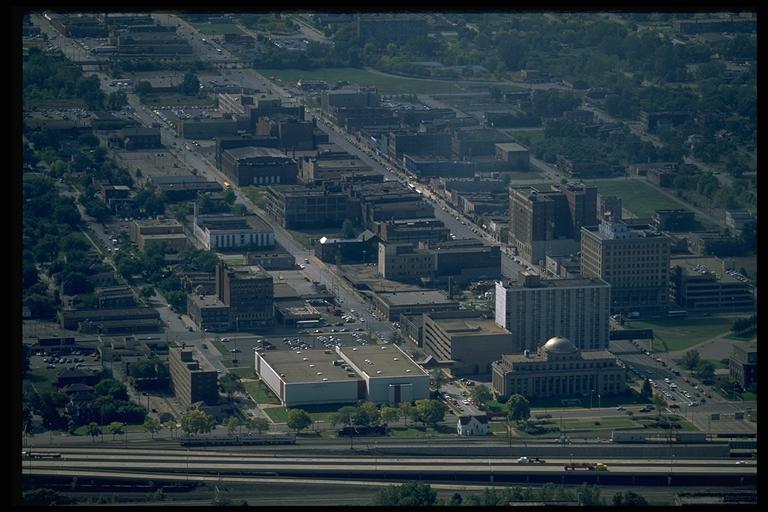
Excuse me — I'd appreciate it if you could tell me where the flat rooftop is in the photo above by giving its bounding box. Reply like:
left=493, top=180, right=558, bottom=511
left=670, top=257, right=743, bottom=283
left=495, top=142, right=528, bottom=152
left=503, top=350, right=616, bottom=364
left=189, top=294, right=228, bottom=308
left=498, top=277, right=610, bottom=289
left=198, top=214, right=273, bottom=233
left=228, top=265, right=271, bottom=280
left=430, top=317, right=510, bottom=336
left=225, top=146, right=291, bottom=160
left=134, top=218, right=182, bottom=228
left=339, top=345, right=427, bottom=378
left=260, top=349, right=360, bottom=383
left=377, top=290, right=457, bottom=306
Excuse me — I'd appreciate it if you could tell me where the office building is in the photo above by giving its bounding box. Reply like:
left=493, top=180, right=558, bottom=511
left=193, top=213, right=274, bottom=251
left=168, top=347, right=219, bottom=407
left=377, top=242, right=435, bottom=282
left=315, top=231, right=379, bottom=264
left=373, top=290, right=460, bottom=321
left=495, top=274, right=611, bottom=351
left=669, top=257, right=755, bottom=312
left=491, top=336, right=626, bottom=400
left=423, top=314, right=517, bottom=377
left=581, top=219, right=671, bottom=313
left=187, top=294, right=231, bottom=332
left=374, top=218, right=451, bottom=245
left=509, top=184, right=596, bottom=266
left=264, top=184, right=350, bottom=229
left=729, top=344, right=757, bottom=390
left=220, top=146, right=297, bottom=186
left=216, top=263, right=274, bottom=330
left=494, top=143, right=530, bottom=171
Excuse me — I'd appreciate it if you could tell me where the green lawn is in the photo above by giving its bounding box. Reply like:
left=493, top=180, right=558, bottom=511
left=389, top=425, right=456, bottom=438
left=728, top=255, right=757, bottom=281
left=503, top=171, right=544, bottom=181
left=584, top=179, right=688, bottom=218
left=257, top=68, right=467, bottom=95
left=190, top=22, right=243, bottom=35
left=627, top=317, right=739, bottom=352
left=229, top=367, right=256, bottom=379
left=24, top=369, right=59, bottom=395
left=264, top=403, right=357, bottom=423
left=242, top=380, right=281, bottom=405
left=241, top=186, right=268, bottom=208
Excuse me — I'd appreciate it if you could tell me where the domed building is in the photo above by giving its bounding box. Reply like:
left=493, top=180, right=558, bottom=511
left=491, top=336, right=626, bottom=400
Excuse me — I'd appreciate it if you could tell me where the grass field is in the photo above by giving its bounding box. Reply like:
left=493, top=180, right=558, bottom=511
left=389, top=425, right=456, bottom=438
left=503, top=171, right=545, bottom=181
left=241, top=186, right=268, bottom=208
left=256, top=68, right=467, bottom=95
left=584, top=179, right=688, bottom=218
left=264, top=403, right=357, bottom=423
left=627, top=317, right=738, bottom=352
left=24, top=369, right=58, bottom=395
left=190, top=22, right=243, bottom=35
left=229, top=367, right=256, bottom=379
left=729, top=255, right=757, bottom=281
left=242, top=380, right=281, bottom=405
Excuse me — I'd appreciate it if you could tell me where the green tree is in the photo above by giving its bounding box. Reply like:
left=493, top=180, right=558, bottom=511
left=374, top=482, right=437, bottom=506
left=429, top=368, right=446, bottom=390
left=330, top=405, right=357, bottom=428
left=286, top=408, right=312, bottom=433
left=506, top=394, right=531, bottom=423
left=414, top=399, right=447, bottom=429
left=641, top=379, right=652, bottom=399
left=219, top=373, right=245, bottom=401
left=613, top=490, right=649, bottom=506
left=142, top=417, right=161, bottom=439
left=576, top=484, right=603, bottom=506
left=470, top=384, right=492, bottom=406
left=107, top=90, right=128, bottom=110
left=681, top=350, right=701, bottom=371
left=695, top=361, right=715, bottom=382
left=380, top=405, right=401, bottom=425
left=246, top=416, right=271, bottom=435
left=226, top=416, right=240, bottom=436
left=231, top=203, right=247, bottom=216
left=140, top=286, right=155, bottom=299
left=180, top=409, right=216, bottom=436
left=107, top=421, right=125, bottom=441
left=180, top=71, right=200, bottom=96
left=86, top=422, right=102, bottom=442
left=135, top=81, right=152, bottom=95
left=352, top=401, right=381, bottom=427
left=399, top=402, right=416, bottom=426
left=448, top=492, right=463, bottom=506
left=341, top=218, right=357, bottom=238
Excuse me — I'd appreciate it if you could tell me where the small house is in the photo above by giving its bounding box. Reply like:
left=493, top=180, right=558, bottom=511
left=457, top=415, right=490, bottom=436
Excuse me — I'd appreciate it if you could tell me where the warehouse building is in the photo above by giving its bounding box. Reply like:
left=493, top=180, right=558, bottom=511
left=220, top=146, right=297, bottom=186
left=338, top=345, right=429, bottom=404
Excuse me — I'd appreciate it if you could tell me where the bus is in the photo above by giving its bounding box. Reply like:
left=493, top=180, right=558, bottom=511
left=667, top=309, right=688, bottom=319
left=296, top=319, right=321, bottom=328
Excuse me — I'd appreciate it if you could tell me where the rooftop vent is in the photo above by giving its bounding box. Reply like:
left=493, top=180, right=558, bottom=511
left=302, top=357, right=309, bottom=361
left=352, top=348, right=357, bottom=351
left=376, top=370, right=382, bottom=374
left=393, top=357, right=399, bottom=361
left=405, top=369, right=411, bottom=373
left=316, top=372, right=323, bottom=375
left=381, top=346, right=387, bottom=350
left=322, top=378, right=328, bottom=381
left=309, top=364, right=315, bottom=368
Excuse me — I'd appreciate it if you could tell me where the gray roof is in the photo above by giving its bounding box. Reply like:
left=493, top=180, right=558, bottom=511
left=338, top=345, right=428, bottom=378
left=458, top=415, right=489, bottom=425
left=225, top=146, right=290, bottom=160
left=260, top=349, right=360, bottom=384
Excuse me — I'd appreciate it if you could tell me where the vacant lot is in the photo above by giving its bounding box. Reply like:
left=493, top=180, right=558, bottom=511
left=585, top=179, right=688, bottom=219
left=257, top=67, right=467, bottom=95
left=628, top=317, right=737, bottom=352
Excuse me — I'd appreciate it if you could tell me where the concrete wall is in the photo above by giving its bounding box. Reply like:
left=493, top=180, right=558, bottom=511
left=283, top=380, right=359, bottom=407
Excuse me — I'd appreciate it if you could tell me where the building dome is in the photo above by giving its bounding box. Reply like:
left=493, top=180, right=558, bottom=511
left=543, top=336, right=578, bottom=353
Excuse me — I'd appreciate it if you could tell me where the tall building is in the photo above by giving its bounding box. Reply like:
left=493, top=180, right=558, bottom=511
left=581, top=219, right=671, bottom=313
left=168, top=347, right=219, bottom=406
left=729, top=344, right=757, bottom=390
left=494, top=273, right=611, bottom=351
left=216, top=263, right=274, bottom=330
left=508, top=184, right=596, bottom=266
